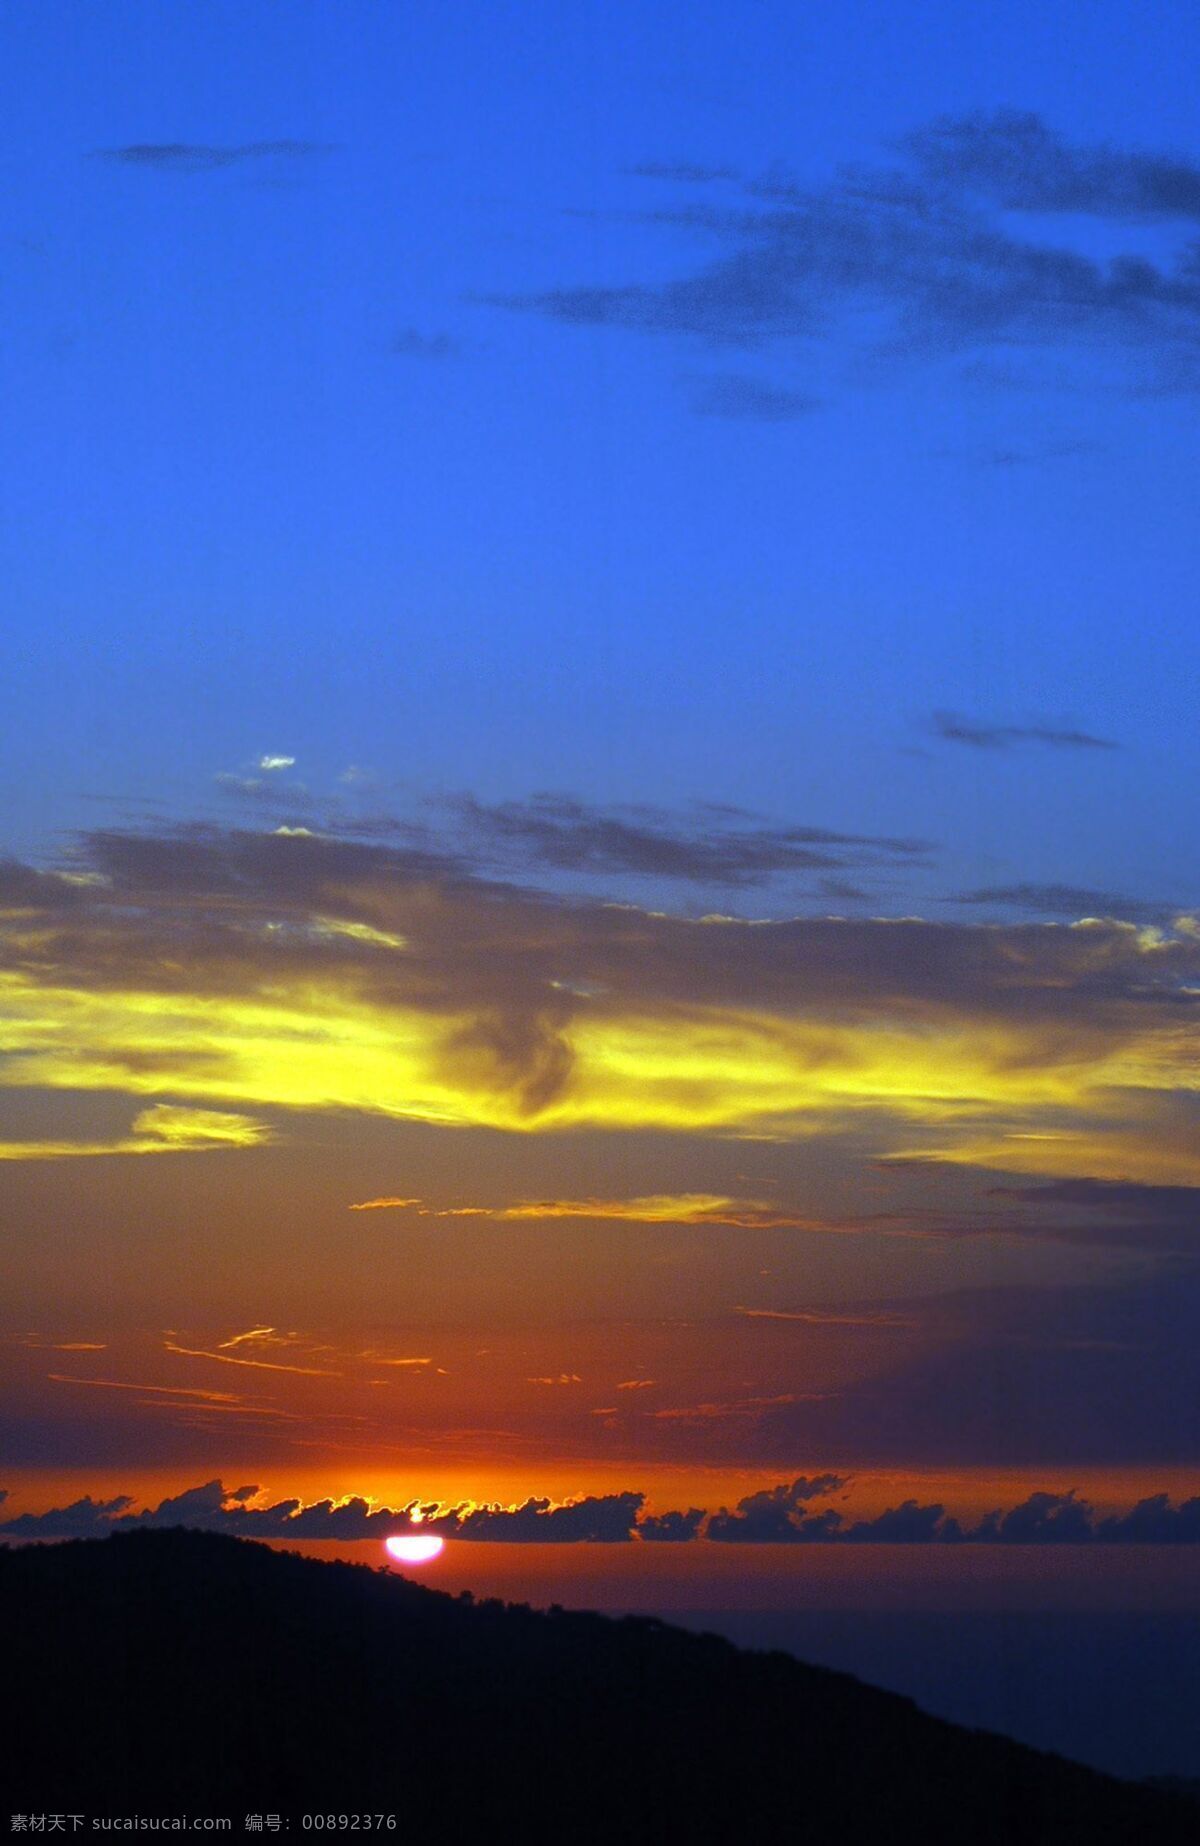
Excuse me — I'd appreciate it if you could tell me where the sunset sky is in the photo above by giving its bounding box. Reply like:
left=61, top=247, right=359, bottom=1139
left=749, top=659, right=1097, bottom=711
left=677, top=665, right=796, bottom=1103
left=3, top=0, right=1200, bottom=1554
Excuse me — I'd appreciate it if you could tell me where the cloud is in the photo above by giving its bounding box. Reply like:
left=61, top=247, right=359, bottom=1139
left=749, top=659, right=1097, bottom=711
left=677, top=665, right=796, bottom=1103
left=735, top=1307, right=917, bottom=1327
left=638, top=1507, right=706, bottom=1540
left=686, top=373, right=822, bottom=420
left=162, top=1341, right=340, bottom=1378
left=0, top=1481, right=647, bottom=1544
left=650, top=1393, right=802, bottom=1426
left=1095, top=1493, right=1200, bottom=1541
left=971, top=1489, right=1094, bottom=1542
left=494, top=111, right=1200, bottom=394
left=347, top=1197, right=423, bottom=1211
left=6, top=1475, right=1200, bottom=1543
left=707, top=1477, right=1200, bottom=1543
left=398, top=1193, right=835, bottom=1228
left=946, top=884, right=1174, bottom=924
left=901, top=109, right=1200, bottom=223
left=95, top=141, right=332, bottom=173
left=392, top=329, right=462, bottom=360
left=445, top=792, right=929, bottom=886
left=0, top=1103, right=270, bottom=1162
left=3, top=823, right=1200, bottom=1177
left=752, top=1272, right=1200, bottom=1466
left=258, top=756, right=296, bottom=772
left=428, top=1493, right=646, bottom=1542
left=18, top=1339, right=108, bottom=1352
left=0, top=860, right=94, bottom=911
left=47, top=1376, right=240, bottom=1404
left=983, top=1176, right=1200, bottom=1254
left=628, top=161, right=739, bottom=184
left=992, top=1176, right=1199, bottom=1216
left=0, top=1492, right=136, bottom=1537
left=215, top=772, right=318, bottom=808
left=930, top=712, right=1118, bottom=751
left=707, top=1475, right=851, bottom=1541
left=175, top=782, right=926, bottom=895
left=401, top=1193, right=1058, bottom=1241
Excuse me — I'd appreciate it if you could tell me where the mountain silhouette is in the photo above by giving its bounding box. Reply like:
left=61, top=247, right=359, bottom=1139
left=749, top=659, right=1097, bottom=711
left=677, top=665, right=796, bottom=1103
left=3, top=1529, right=1194, bottom=1841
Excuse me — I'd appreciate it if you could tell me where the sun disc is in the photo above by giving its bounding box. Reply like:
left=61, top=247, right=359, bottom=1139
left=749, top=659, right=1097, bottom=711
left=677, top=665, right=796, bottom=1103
left=385, top=1533, right=445, bottom=1565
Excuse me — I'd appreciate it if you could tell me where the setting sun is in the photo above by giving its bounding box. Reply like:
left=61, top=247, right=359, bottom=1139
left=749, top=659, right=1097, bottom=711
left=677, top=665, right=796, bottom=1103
left=385, top=1534, right=446, bottom=1566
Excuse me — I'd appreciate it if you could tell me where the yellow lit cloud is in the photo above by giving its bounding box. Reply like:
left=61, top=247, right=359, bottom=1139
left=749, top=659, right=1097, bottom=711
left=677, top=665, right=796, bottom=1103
left=348, top=1197, right=423, bottom=1212
left=446, top=1193, right=829, bottom=1227
left=735, top=1306, right=917, bottom=1326
left=48, top=1374, right=240, bottom=1403
left=0, top=1102, right=271, bottom=1162
left=1, top=968, right=1178, bottom=1156
left=162, top=1340, right=340, bottom=1377
left=2, top=829, right=1198, bottom=1183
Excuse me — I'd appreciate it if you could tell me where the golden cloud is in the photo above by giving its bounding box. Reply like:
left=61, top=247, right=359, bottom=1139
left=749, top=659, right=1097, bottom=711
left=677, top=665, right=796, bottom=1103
left=2, top=828, right=1198, bottom=1181
left=0, top=1102, right=270, bottom=1161
left=349, top=1192, right=834, bottom=1227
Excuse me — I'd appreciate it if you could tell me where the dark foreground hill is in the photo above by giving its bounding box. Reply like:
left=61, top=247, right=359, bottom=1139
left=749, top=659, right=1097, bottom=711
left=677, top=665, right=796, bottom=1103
left=2, top=1530, right=1193, bottom=1843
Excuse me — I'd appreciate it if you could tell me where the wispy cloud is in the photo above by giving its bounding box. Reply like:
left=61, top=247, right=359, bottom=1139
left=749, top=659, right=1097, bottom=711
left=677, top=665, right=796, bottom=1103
left=95, top=141, right=333, bottom=174
left=0, top=1103, right=270, bottom=1163
left=192, top=782, right=931, bottom=891
left=983, top=1175, right=1200, bottom=1254
left=494, top=110, right=1200, bottom=397
left=930, top=712, right=1118, bottom=751
left=217, top=1326, right=279, bottom=1350
left=901, top=109, right=1200, bottom=223
left=735, top=1307, right=917, bottom=1327
left=651, top=1393, right=802, bottom=1425
left=945, top=883, right=1175, bottom=922
left=17, top=1339, right=107, bottom=1352
left=348, top=1197, right=423, bottom=1212
left=48, top=1375, right=239, bottom=1404
left=162, top=1341, right=340, bottom=1378
left=373, top=1193, right=830, bottom=1228
left=443, top=790, right=930, bottom=885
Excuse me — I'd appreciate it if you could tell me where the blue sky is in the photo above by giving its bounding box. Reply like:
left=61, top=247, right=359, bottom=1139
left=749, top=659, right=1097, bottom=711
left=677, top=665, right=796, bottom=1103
left=3, top=0, right=1199, bottom=921
left=7, top=0, right=1200, bottom=1519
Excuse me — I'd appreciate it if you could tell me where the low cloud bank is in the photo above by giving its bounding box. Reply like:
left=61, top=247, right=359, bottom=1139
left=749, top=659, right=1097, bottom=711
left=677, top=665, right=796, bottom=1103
left=3, top=1478, right=1199, bottom=1544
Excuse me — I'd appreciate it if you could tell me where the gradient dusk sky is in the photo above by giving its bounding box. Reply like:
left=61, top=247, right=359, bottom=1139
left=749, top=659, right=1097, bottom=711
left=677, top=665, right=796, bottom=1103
left=3, top=1, right=1200, bottom=1554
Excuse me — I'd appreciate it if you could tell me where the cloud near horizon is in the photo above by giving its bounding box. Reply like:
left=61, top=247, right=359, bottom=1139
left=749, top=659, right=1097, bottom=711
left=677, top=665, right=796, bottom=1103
left=4, top=1475, right=1199, bottom=1544
left=1, top=824, right=1198, bottom=1180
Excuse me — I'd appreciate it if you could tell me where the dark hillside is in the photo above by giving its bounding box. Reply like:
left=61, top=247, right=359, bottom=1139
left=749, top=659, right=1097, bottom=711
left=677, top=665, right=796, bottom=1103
left=3, top=1530, right=1192, bottom=1842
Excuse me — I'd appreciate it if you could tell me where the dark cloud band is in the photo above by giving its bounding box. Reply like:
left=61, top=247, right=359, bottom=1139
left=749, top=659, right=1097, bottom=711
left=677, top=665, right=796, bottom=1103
left=4, top=1477, right=1199, bottom=1543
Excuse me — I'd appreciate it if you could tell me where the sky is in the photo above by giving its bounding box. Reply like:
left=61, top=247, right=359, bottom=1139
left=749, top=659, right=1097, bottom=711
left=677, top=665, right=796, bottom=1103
left=3, top=0, right=1200, bottom=1565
